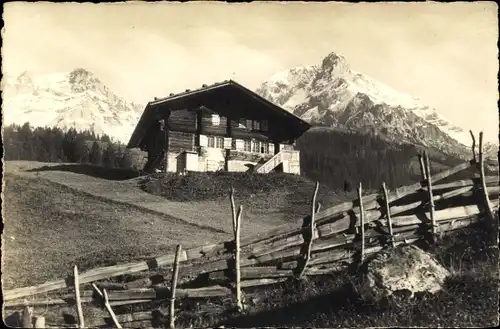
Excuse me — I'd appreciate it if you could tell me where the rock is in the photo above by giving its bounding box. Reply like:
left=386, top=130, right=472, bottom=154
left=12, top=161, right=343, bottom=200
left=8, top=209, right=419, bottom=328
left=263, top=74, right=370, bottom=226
left=353, top=244, right=450, bottom=303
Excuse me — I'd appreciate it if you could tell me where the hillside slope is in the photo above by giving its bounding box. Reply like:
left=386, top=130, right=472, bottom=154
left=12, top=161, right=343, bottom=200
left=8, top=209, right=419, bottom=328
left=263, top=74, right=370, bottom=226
left=294, top=126, right=477, bottom=191
left=5, top=161, right=346, bottom=242
left=1, top=173, right=231, bottom=290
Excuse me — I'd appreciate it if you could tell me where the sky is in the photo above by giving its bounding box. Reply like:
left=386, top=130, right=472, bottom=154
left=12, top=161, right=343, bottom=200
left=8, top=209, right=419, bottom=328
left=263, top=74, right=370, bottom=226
left=2, top=1, right=499, bottom=141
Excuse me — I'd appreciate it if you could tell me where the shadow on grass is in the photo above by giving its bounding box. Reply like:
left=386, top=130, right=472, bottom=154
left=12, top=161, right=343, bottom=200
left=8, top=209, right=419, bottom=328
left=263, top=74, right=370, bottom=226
left=212, top=220, right=499, bottom=328
left=434, top=217, right=499, bottom=273
left=213, top=273, right=498, bottom=328
left=3, top=311, right=22, bottom=328
left=27, top=164, right=141, bottom=181
left=218, top=282, right=360, bottom=328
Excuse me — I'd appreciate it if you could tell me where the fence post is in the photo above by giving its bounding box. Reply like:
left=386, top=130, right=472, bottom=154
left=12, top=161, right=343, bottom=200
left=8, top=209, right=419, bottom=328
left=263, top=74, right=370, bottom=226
left=230, top=186, right=237, bottom=233
left=418, top=153, right=428, bottom=183
left=33, top=316, right=45, bottom=328
left=297, top=182, right=319, bottom=279
left=169, top=245, right=182, bottom=329
left=382, top=182, right=395, bottom=247
left=424, top=151, right=437, bottom=244
left=231, top=200, right=244, bottom=312
left=92, top=284, right=122, bottom=328
left=74, top=265, right=85, bottom=328
left=478, top=132, right=494, bottom=221
left=357, top=183, right=366, bottom=263
left=22, top=306, right=33, bottom=328
left=469, top=130, right=477, bottom=163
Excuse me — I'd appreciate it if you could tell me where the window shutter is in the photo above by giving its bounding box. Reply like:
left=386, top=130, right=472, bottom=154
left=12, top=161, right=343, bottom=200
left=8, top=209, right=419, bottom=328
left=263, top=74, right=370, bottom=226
left=244, top=140, right=251, bottom=152
left=224, top=137, right=232, bottom=149
left=208, top=136, right=215, bottom=148
left=211, top=114, right=220, bottom=126
left=199, top=135, right=208, bottom=147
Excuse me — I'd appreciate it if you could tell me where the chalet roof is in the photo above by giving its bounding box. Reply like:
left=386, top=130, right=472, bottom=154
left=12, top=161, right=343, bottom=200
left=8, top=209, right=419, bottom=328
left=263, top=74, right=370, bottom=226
left=127, top=80, right=312, bottom=148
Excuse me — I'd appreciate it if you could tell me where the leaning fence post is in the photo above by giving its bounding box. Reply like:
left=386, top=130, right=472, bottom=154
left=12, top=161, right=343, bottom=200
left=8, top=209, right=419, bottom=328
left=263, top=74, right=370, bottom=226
left=22, top=306, right=33, bottom=328
left=469, top=130, right=477, bottom=163
left=232, top=203, right=244, bottom=312
left=74, top=265, right=85, bottom=328
left=418, top=153, right=428, bottom=183
left=478, top=132, right=494, bottom=221
left=357, top=182, right=366, bottom=263
left=169, top=244, right=182, bottom=329
left=230, top=186, right=237, bottom=233
left=382, top=182, right=395, bottom=247
left=92, top=284, right=122, bottom=328
left=424, top=151, right=437, bottom=244
left=297, top=181, right=319, bottom=279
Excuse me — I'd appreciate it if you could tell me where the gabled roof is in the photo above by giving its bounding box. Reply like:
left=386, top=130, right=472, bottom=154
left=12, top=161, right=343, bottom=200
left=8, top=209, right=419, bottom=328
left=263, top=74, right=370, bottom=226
left=127, top=80, right=312, bottom=149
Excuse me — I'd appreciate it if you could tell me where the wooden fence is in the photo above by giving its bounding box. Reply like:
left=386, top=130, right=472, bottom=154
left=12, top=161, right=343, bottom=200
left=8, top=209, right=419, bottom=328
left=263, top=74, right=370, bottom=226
left=3, top=131, right=499, bottom=328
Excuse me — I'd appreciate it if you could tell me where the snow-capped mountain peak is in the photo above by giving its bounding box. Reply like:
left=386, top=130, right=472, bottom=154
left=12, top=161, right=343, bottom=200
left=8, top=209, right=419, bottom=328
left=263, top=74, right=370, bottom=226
left=320, top=52, right=350, bottom=76
left=256, top=51, right=477, bottom=158
left=2, top=69, right=144, bottom=143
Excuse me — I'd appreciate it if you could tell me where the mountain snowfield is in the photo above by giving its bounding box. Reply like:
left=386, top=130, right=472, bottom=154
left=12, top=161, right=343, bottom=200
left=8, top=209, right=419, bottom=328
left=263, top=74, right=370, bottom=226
left=256, top=52, right=496, bottom=159
left=2, top=69, right=143, bottom=143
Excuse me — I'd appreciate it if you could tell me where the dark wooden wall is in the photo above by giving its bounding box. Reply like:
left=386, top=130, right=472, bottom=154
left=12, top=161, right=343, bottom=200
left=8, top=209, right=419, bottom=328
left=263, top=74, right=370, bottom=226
left=168, top=109, right=197, bottom=133
left=201, top=111, right=228, bottom=136
left=166, top=108, right=273, bottom=143
left=168, top=131, right=195, bottom=153
left=143, top=122, right=165, bottom=154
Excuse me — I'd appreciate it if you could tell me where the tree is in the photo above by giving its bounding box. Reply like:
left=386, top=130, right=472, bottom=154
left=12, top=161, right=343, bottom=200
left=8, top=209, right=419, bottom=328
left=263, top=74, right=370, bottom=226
left=18, top=122, right=34, bottom=160
left=74, top=135, right=90, bottom=163
left=2, top=123, right=133, bottom=167
left=102, top=143, right=116, bottom=168
left=89, top=141, right=102, bottom=166
left=100, top=134, right=112, bottom=143
left=63, top=128, right=78, bottom=162
left=115, top=147, right=133, bottom=169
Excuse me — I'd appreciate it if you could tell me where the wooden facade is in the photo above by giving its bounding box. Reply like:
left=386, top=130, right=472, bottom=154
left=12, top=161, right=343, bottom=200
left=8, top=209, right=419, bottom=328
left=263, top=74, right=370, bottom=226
left=127, top=80, right=311, bottom=174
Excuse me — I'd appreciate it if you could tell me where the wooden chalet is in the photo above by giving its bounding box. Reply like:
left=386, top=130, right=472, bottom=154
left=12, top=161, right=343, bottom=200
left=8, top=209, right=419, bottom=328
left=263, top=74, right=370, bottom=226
left=126, top=80, right=312, bottom=174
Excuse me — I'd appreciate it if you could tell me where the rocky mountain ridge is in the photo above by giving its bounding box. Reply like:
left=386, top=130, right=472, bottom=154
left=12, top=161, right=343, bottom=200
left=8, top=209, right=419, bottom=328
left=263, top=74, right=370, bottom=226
left=2, top=68, right=143, bottom=142
left=256, top=52, right=495, bottom=160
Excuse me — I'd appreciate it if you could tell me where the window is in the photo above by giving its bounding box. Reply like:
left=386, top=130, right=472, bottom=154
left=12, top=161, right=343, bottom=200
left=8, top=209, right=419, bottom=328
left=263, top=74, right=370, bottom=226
left=159, top=119, right=165, bottom=131
left=252, top=140, right=260, bottom=153
left=216, top=137, right=224, bottom=149
left=263, top=143, right=270, bottom=154
left=253, top=120, right=261, bottom=131
left=244, top=140, right=251, bottom=152
left=239, top=118, right=246, bottom=128
left=231, top=139, right=237, bottom=150
left=261, top=120, right=268, bottom=131
left=207, top=136, right=215, bottom=148
left=246, top=119, right=252, bottom=130
left=211, top=114, right=220, bottom=126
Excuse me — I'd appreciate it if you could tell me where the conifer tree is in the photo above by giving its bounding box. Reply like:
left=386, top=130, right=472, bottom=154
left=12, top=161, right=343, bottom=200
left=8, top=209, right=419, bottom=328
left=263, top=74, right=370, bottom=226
left=89, top=141, right=102, bottom=166
left=102, top=143, right=116, bottom=168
